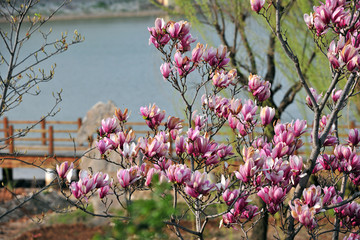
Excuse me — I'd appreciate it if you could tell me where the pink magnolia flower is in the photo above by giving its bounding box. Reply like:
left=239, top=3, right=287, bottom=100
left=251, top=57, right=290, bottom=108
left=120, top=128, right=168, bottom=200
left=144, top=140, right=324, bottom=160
left=248, top=74, right=271, bottom=101
left=237, top=122, right=250, bottom=137
left=166, top=164, right=191, bottom=185
left=260, top=106, right=275, bottom=126
left=289, top=155, right=303, bottom=174
left=343, top=233, right=360, bottom=240
left=117, top=129, right=135, bottom=150
left=212, top=70, right=233, bottom=88
left=100, top=117, right=118, bottom=135
left=302, top=185, right=322, bottom=208
left=148, top=18, right=170, bottom=48
left=56, top=161, right=74, bottom=179
left=292, top=119, right=307, bottom=137
left=235, top=158, right=257, bottom=183
left=187, top=127, right=200, bottom=141
left=317, top=153, right=338, bottom=171
left=117, top=168, right=140, bottom=188
left=175, top=135, right=186, bottom=155
left=241, top=99, right=257, bottom=122
left=258, top=186, right=287, bottom=214
left=348, top=129, right=360, bottom=147
left=222, top=189, right=240, bottom=206
left=120, top=142, right=137, bottom=159
left=115, top=108, right=129, bottom=123
left=229, top=98, right=242, bottom=115
left=322, top=186, right=336, bottom=206
left=160, top=62, right=172, bottom=79
left=78, top=170, right=96, bottom=195
left=304, top=13, right=314, bottom=28
left=250, top=0, right=265, bottom=13
left=331, top=88, right=342, bottom=103
left=140, top=104, right=166, bottom=129
left=96, top=138, right=113, bottom=155
left=98, top=185, right=111, bottom=199
left=153, top=158, right=172, bottom=171
left=340, top=44, right=360, bottom=72
left=70, top=181, right=83, bottom=199
left=145, top=168, right=160, bottom=186
left=203, top=46, right=217, bottom=64
left=176, top=33, right=196, bottom=52
left=221, top=210, right=237, bottom=228
left=185, top=171, right=215, bottom=198
left=93, top=172, right=110, bottom=188
left=289, top=199, right=318, bottom=230
left=306, top=88, right=322, bottom=109
left=228, top=113, right=239, bottom=130
left=166, top=21, right=182, bottom=38
left=139, top=137, right=169, bottom=159
left=191, top=43, right=204, bottom=63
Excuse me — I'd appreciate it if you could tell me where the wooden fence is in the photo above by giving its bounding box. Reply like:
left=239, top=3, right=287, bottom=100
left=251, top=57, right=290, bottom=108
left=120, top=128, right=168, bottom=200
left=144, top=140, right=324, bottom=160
left=0, top=117, right=358, bottom=169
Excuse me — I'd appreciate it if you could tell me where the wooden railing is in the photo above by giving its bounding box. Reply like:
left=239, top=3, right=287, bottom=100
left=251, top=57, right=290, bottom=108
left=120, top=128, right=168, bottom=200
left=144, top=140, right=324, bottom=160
left=0, top=117, right=86, bottom=156
left=0, top=117, right=358, bottom=164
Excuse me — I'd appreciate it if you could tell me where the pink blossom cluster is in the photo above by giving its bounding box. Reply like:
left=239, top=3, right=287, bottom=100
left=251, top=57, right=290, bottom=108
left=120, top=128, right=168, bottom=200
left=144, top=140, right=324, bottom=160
left=95, top=110, right=135, bottom=156
left=184, top=171, right=215, bottom=198
left=138, top=134, right=170, bottom=160
left=201, top=95, right=232, bottom=119
left=289, top=185, right=324, bottom=230
left=183, top=127, right=233, bottom=166
left=327, top=35, right=360, bottom=72
left=227, top=99, right=258, bottom=137
left=272, top=120, right=307, bottom=156
left=334, top=196, right=360, bottom=228
left=148, top=18, right=231, bottom=80
left=212, top=69, right=237, bottom=88
left=70, top=170, right=112, bottom=200
left=304, top=0, right=353, bottom=35
left=117, top=164, right=146, bottom=188
left=140, top=103, right=166, bottom=130
left=258, top=186, right=287, bottom=214
left=315, top=143, right=360, bottom=184
left=221, top=193, right=259, bottom=228
left=248, top=74, right=271, bottom=102
left=304, top=1, right=360, bottom=72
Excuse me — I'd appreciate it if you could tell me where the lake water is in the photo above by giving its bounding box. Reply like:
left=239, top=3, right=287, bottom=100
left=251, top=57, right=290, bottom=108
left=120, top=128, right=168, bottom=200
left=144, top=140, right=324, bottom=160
left=0, top=15, right=309, bottom=179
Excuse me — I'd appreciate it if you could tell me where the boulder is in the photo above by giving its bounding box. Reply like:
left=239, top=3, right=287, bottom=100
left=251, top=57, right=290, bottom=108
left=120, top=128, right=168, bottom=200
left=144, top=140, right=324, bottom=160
left=76, top=100, right=118, bottom=145
left=76, top=100, right=123, bottom=213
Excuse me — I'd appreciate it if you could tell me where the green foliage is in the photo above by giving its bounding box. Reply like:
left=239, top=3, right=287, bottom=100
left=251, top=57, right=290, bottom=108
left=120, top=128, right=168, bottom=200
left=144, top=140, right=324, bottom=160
left=109, top=179, right=176, bottom=239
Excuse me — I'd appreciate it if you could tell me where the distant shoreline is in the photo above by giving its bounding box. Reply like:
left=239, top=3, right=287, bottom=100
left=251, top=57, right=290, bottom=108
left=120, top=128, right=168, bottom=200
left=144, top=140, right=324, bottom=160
left=0, top=9, right=169, bottom=23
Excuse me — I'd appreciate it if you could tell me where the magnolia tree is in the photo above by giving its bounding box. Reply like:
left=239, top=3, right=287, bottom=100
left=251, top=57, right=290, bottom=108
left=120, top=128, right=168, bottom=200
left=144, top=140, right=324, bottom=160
left=58, top=0, right=360, bottom=239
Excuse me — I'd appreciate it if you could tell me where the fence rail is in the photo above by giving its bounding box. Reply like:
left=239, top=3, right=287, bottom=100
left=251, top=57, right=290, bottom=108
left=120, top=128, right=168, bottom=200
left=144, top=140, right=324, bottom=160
left=0, top=117, right=358, bottom=168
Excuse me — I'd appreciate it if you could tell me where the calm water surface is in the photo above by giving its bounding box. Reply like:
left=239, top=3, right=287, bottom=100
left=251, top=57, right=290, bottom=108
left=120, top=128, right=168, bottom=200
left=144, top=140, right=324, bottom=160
left=4, top=16, right=183, bottom=122
left=0, top=16, right=307, bottom=179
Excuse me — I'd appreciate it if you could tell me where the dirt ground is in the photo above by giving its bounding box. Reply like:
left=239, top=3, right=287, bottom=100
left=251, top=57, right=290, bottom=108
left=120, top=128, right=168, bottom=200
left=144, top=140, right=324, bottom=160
left=0, top=188, right=351, bottom=240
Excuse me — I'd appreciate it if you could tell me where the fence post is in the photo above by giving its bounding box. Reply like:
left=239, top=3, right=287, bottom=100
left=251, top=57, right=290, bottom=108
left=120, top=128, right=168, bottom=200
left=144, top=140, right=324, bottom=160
left=2, top=123, right=14, bottom=186
left=9, top=125, right=14, bottom=154
left=350, top=121, right=356, bottom=129
left=77, top=118, right=82, bottom=129
left=41, top=119, right=46, bottom=145
left=48, top=126, right=54, bottom=156
left=3, top=117, right=8, bottom=144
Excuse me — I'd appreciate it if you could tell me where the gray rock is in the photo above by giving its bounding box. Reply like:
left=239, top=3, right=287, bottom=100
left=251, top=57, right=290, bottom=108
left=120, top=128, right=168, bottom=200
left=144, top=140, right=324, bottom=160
left=76, top=100, right=118, bottom=145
